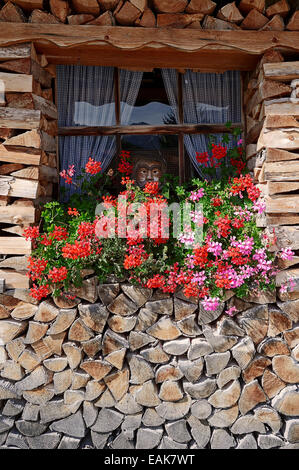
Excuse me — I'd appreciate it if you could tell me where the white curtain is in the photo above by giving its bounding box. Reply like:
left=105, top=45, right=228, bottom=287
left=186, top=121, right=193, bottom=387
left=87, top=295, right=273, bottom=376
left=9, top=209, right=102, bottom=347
left=57, top=65, right=143, bottom=197
left=162, top=69, right=241, bottom=177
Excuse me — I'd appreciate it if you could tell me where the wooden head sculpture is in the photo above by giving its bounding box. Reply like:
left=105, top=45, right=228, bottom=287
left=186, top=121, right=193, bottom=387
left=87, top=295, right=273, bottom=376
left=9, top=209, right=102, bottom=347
left=131, top=155, right=167, bottom=189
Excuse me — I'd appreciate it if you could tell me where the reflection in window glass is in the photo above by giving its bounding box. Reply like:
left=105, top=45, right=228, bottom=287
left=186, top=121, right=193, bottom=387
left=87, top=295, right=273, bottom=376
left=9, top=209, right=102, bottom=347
left=121, top=70, right=173, bottom=126
left=57, top=65, right=116, bottom=127
left=122, top=134, right=179, bottom=179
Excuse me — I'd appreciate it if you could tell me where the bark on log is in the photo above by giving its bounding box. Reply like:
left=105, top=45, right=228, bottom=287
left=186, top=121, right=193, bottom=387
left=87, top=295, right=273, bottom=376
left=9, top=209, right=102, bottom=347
left=266, top=0, right=290, bottom=18
left=260, top=14, right=284, bottom=31
left=239, top=0, right=265, bottom=14
left=217, top=2, right=244, bottom=24
left=49, top=0, right=70, bottom=23
left=241, top=9, right=268, bottom=29
left=152, top=0, right=188, bottom=13
left=287, top=11, right=299, bottom=31
left=0, top=2, right=27, bottom=23
left=185, top=0, right=216, bottom=14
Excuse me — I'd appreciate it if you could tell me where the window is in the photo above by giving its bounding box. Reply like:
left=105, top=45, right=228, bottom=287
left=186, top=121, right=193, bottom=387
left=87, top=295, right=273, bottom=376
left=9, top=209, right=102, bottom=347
left=57, top=66, right=242, bottom=194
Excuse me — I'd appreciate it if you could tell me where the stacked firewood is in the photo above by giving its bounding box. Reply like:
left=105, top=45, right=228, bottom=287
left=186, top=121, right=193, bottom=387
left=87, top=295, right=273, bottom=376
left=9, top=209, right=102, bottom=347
left=245, top=52, right=299, bottom=302
left=0, top=43, right=58, bottom=291
left=0, top=0, right=297, bottom=30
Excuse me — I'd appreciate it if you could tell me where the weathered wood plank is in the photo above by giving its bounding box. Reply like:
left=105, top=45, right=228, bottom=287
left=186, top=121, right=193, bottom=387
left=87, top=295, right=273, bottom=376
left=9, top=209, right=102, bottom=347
left=263, top=61, right=299, bottom=81
left=0, top=107, right=41, bottom=130
left=0, top=72, right=34, bottom=92
left=0, top=43, right=33, bottom=61
left=0, top=269, right=29, bottom=289
left=0, top=205, right=36, bottom=225
left=264, top=161, right=299, bottom=181
left=257, top=129, right=299, bottom=151
left=0, top=237, right=31, bottom=255
left=0, top=145, right=41, bottom=165
left=0, top=176, right=39, bottom=199
left=265, top=147, right=299, bottom=162
left=268, top=181, right=299, bottom=195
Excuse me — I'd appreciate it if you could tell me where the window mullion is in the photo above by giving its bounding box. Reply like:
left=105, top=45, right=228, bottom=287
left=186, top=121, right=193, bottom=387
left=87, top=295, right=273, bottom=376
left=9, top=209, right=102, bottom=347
left=177, top=71, right=185, bottom=184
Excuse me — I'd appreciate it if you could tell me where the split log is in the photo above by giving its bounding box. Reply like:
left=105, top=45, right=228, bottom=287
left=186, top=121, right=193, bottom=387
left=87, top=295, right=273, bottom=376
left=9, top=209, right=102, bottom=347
left=239, top=0, right=265, bottom=14
left=72, top=0, right=101, bottom=15
left=49, top=0, right=70, bottom=23
left=264, top=102, right=299, bottom=117
left=0, top=2, right=27, bottom=23
left=0, top=58, right=32, bottom=74
left=41, top=89, right=53, bottom=101
left=268, top=181, right=299, bottom=195
left=3, top=0, right=44, bottom=10
left=0, top=145, right=41, bottom=165
left=217, top=2, right=244, bottom=24
left=287, top=11, right=299, bottom=31
left=246, top=119, right=264, bottom=144
left=4, top=129, right=56, bottom=152
left=257, top=129, right=299, bottom=151
left=266, top=0, right=290, bottom=19
left=0, top=72, right=36, bottom=93
left=0, top=107, right=41, bottom=130
left=67, top=14, right=95, bottom=24
left=115, top=1, right=141, bottom=25
left=157, top=13, right=204, bottom=28
left=152, top=0, right=188, bottom=13
left=0, top=175, right=39, bottom=198
left=185, top=0, right=216, bottom=14
left=0, top=43, right=34, bottom=61
left=264, top=115, right=299, bottom=130
left=0, top=269, right=29, bottom=288
left=29, top=9, right=60, bottom=24
left=265, top=147, right=299, bottom=162
left=263, top=61, right=299, bottom=81
left=130, top=0, right=147, bottom=13
left=86, top=11, right=115, bottom=25
left=30, top=94, right=57, bottom=120
left=264, top=161, right=299, bottom=181
left=136, top=8, right=156, bottom=27
left=10, top=165, right=58, bottom=183
left=41, top=151, right=57, bottom=167
left=41, top=117, right=58, bottom=137
left=0, top=60, right=52, bottom=88
left=98, top=0, right=119, bottom=10
left=202, top=15, right=239, bottom=30
left=0, top=237, right=31, bottom=254
left=241, top=9, right=268, bottom=29
left=0, top=163, right=24, bottom=175
left=187, top=20, right=202, bottom=29
left=260, top=14, right=284, bottom=31
left=0, top=195, right=9, bottom=205
left=266, top=214, right=299, bottom=225
left=2, top=225, right=30, bottom=236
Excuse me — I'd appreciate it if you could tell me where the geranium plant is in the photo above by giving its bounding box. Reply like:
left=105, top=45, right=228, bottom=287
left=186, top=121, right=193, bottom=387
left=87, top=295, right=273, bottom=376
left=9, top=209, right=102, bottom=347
left=24, top=131, right=293, bottom=311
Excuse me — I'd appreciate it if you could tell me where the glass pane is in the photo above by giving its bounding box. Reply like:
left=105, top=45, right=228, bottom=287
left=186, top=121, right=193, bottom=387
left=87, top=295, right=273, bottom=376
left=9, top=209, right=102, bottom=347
left=182, top=70, right=241, bottom=125
left=121, top=134, right=179, bottom=183
left=57, top=65, right=116, bottom=127
left=121, top=69, right=174, bottom=126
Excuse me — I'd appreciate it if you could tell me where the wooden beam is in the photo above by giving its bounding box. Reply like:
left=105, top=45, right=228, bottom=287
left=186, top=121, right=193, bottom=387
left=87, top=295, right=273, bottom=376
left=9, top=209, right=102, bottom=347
left=58, top=123, right=243, bottom=136
left=0, top=25, right=297, bottom=71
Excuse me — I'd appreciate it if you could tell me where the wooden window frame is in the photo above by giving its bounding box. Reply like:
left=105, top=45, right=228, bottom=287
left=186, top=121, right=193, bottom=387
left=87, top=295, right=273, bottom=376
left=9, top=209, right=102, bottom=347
left=58, top=67, right=243, bottom=184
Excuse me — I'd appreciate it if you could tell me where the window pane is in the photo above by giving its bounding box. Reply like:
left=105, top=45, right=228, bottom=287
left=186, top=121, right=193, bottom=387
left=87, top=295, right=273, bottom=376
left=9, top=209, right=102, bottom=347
left=57, top=65, right=116, bottom=127
left=121, top=69, right=174, bottom=126
left=121, top=134, right=179, bottom=180
left=182, top=70, right=241, bottom=124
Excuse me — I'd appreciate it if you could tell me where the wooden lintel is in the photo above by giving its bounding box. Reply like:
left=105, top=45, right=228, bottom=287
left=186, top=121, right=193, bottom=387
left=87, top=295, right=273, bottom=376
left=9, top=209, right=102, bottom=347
left=0, top=25, right=297, bottom=70
left=59, top=123, right=243, bottom=136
